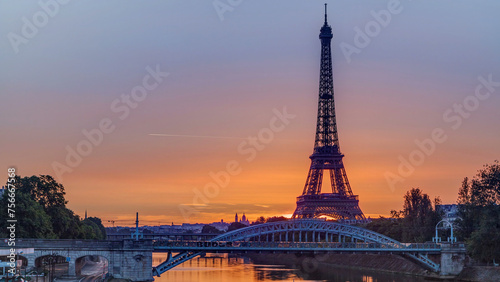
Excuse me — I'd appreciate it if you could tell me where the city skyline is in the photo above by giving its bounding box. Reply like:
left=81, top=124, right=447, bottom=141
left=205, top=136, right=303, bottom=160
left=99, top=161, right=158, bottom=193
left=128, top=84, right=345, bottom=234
left=1, top=1, right=500, bottom=226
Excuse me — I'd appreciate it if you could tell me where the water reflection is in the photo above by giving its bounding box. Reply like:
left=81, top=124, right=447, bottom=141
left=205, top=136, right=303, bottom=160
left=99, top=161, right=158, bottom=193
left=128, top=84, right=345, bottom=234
left=152, top=253, right=428, bottom=282
left=253, top=264, right=301, bottom=281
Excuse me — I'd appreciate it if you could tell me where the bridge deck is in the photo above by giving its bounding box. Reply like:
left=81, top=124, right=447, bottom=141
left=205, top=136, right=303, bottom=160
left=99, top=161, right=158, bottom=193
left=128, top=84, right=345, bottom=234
left=152, top=220, right=451, bottom=275
left=154, top=241, right=441, bottom=254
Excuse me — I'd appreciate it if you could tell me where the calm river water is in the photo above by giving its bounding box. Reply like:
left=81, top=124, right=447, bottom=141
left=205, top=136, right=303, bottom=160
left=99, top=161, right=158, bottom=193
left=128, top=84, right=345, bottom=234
left=152, top=253, right=428, bottom=282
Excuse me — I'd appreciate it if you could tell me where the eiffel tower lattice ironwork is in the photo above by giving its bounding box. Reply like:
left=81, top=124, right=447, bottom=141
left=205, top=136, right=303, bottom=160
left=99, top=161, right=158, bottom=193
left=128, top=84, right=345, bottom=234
left=292, top=4, right=366, bottom=221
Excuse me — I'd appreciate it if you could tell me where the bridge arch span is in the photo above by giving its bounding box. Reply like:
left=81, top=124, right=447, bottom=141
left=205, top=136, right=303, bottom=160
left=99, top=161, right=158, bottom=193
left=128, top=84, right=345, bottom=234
left=35, top=254, right=68, bottom=268
left=0, top=255, right=28, bottom=268
left=153, top=219, right=419, bottom=276
left=211, top=219, right=403, bottom=247
left=75, top=255, right=109, bottom=277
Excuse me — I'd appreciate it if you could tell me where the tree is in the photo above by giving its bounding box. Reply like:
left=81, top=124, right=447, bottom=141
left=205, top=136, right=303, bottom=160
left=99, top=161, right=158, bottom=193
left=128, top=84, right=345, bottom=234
left=47, top=206, right=82, bottom=239
left=16, top=175, right=67, bottom=210
left=457, top=161, right=500, bottom=238
left=401, top=188, right=438, bottom=242
left=455, top=161, right=500, bottom=262
left=227, top=222, right=247, bottom=232
left=390, top=210, right=402, bottom=219
left=252, top=216, right=266, bottom=225
left=201, top=225, right=223, bottom=234
left=12, top=175, right=78, bottom=238
left=467, top=206, right=500, bottom=263
left=474, top=160, right=500, bottom=203
left=86, top=217, right=107, bottom=239
left=266, top=216, right=289, bottom=223
left=363, top=217, right=403, bottom=242
left=2, top=175, right=107, bottom=240
left=367, top=188, right=440, bottom=243
left=456, top=177, right=478, bottom=240
left=81, top=218, right=106, bottom=239
left=0, top=191, right=55, bottom=238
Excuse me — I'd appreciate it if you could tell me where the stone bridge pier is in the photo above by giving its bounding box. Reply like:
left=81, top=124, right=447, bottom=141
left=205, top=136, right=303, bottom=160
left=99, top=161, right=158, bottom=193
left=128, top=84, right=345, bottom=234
left=1, top=239, right=153, bottom=281
left=439, top=242, right=467, bottom=276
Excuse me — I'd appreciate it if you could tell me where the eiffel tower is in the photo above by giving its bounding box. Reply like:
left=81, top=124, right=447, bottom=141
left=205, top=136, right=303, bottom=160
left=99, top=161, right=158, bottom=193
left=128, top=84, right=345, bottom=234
left=292, top=4, right=366, bottom=221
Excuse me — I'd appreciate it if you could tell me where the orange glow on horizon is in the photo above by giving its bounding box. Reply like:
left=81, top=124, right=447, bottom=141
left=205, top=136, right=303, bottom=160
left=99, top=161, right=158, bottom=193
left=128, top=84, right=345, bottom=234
left=3, top=2, right=498, bottom=230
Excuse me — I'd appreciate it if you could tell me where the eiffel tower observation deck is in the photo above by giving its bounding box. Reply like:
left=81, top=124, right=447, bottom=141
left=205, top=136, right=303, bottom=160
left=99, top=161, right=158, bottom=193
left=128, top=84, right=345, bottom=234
left=292, top=4, right=366, bottom=221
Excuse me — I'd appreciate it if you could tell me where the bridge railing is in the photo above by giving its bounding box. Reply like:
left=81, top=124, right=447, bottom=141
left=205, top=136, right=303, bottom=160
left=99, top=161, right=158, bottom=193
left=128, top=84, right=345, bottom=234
left=0, top=239, right=153, bottom=250
left=154, top=240, right=441, bottom=251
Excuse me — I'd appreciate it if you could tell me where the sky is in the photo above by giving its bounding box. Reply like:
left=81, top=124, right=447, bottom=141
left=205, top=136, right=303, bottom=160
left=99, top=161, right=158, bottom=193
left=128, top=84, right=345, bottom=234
left=1, top=1, right=500, bottom=227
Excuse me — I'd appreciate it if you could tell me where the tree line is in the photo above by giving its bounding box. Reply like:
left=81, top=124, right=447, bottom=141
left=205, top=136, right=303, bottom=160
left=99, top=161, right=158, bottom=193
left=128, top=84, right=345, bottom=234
left=363, top=160, right=500, bottom=263
left=0, top=175, right=106, bottom=239
left=201, top=216, right=290, bottom=234
left=455, top=160, right=500, bottom=263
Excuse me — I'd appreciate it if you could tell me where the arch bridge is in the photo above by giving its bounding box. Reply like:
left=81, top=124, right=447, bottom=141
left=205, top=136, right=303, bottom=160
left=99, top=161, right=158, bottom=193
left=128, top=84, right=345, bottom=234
left=153, top=219, right=457, bottom=276
left=0, top=239, right=153, bottom=281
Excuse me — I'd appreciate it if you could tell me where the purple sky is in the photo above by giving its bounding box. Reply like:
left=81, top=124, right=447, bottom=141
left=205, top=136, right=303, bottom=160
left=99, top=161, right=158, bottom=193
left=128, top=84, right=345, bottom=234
left=1, top=0, right=499, bottom=225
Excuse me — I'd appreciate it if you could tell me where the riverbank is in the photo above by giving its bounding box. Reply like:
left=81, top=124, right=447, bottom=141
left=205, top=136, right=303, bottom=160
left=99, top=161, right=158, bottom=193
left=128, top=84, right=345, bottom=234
left=247, top=253, right=430, bottom=279
left=456, top=266, right=500, bottom=282
left=246, top=253, right=500, bottom=281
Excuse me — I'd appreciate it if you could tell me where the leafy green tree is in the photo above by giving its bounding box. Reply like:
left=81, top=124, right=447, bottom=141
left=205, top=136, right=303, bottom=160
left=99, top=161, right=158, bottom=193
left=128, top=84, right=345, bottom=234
left=86, top=217, right=107, bottom=239
left=80, top=218, right=106, bottom=239
left=79, top=223, right=99, bottom=239
left=16, top=175, right=67, bottom=209
left=47, top=206, right=82, bottom=239
left=0, top=191, right=56, bottom=238
left=12, top=175, right=79, bottom=238
left=2, top=174, right=107, bottom=240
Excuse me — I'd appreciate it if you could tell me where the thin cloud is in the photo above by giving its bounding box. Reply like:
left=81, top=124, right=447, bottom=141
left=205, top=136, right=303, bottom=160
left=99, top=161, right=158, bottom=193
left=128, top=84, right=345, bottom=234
left=179, top=203, right=208, bottom=207
left=149, top=133, right=245, bottom=140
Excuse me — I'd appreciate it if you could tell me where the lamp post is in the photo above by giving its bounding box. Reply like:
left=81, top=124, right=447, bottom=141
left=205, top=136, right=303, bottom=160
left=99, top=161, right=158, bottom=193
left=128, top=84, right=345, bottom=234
left=43, top=252, right=58, bottom=282
left=48, top=255, right=54, bottom=282
left=16, top=251, right=23, bottom=279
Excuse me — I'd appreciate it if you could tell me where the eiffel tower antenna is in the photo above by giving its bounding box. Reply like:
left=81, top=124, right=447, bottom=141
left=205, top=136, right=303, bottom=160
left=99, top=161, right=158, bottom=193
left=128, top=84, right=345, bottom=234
left=292, top=5, right=366, bottom=221
left=324, top=3, right=328, bottom=24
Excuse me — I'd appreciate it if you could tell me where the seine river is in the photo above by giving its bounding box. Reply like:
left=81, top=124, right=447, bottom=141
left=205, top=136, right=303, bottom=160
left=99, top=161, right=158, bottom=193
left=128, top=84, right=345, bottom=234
left=152, top=253, right=428, bottom=282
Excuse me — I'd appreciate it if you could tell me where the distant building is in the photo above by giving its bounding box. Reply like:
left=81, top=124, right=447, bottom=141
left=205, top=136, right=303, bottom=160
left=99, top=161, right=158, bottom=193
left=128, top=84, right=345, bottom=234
left=106, top=217, right=245, bottom=237
left=181, top=223, right=205, bottom=233
left=240, top=214, right=249, bottom=225
left=234, top=212, right=250, bottom=226
left=209, top=219, right=229, bottom=232
left=436, top=204, right=460, bottom=222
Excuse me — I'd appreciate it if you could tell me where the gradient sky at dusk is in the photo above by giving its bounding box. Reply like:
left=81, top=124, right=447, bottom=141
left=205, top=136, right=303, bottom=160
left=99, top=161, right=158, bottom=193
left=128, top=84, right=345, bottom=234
left=1, top=1, right=500, bottom=226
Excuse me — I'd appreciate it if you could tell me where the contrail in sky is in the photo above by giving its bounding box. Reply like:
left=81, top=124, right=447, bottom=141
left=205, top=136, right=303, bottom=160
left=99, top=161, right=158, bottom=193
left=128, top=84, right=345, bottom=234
left=149, top=134, right=245, bottom=140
